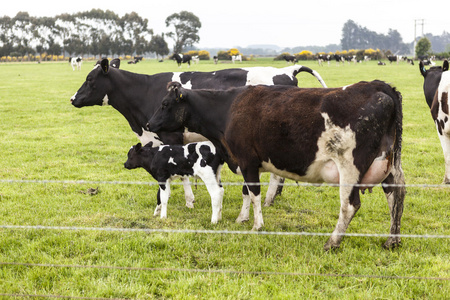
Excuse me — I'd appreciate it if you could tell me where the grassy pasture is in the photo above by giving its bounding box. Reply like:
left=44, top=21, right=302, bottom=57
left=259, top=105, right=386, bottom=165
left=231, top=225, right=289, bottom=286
left=0, top=58, right=449, bottom=299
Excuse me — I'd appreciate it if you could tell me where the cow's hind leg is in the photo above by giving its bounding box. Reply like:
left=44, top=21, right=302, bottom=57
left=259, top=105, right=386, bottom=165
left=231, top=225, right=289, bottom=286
left=181, top=177, right=195, bottom=208
left=324, top=185, right=361, bottom=251
left=382, top=168, right=405, bottom=248
left=154, top=189, right=162, bottom=216
left=264, top=173, right=284, bottom=206
left=159, top=182, right=171, bottom=219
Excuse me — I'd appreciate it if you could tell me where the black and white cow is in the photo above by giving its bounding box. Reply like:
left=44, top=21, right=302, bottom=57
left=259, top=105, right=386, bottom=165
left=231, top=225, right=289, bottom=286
left=318, top=54, right=331, bottom=66
left=124, top=141, right=224, bottom=223
left=70, top=58, right=328, bottom=211
left=333, top=54, right=344, bottom=66
left=420, top=60, right=450, bottom=183
left=69, top=56, right=82, bottom=71
left=387, top=55, right=399, bottom=64
left=148, top=81, right=405, bottom=250
left=171, top=53, right=192, bottom=67
left=283, top=55, right=297, bottom=64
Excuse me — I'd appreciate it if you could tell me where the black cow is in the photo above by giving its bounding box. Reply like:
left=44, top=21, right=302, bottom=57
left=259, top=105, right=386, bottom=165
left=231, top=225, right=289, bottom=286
left=283, top=55, right=297, bottom=64
left=148, top=81, right=405, bottom=250
left=419, top=60, right=450, bottom=183
left=171, top=53, right=192, bottom=67
left=70, top=58, right=328, bottom=210
left=124, top=141, right=224, bottom=223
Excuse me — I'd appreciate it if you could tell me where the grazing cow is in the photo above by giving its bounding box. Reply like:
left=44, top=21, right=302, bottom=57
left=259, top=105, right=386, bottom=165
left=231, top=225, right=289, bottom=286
left=171, top=53, right=192, bottom=67
left=333, top=54, right=344, bottom=66
left=406, top=58, right=414, bottom=65
left=124, top=141, right=224, bottom=223
left=231, top=55, right=242, bottom=63
left=148, top=81, right=405, bottom=250
left=420, top=60, right=450, bottom=183
left=378, top=61, right=386, bottom=66
left=213, top=56, right=218, bottom=64
left=69, top=56, right=82, bottom=71
left=283, top=55, right=297, bottom=64
left=70, top=58, right=328, bottom=211
left=318, top=54, right=331, bottom=66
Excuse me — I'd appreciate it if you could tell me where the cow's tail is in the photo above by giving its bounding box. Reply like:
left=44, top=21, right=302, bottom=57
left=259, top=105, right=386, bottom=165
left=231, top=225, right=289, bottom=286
left=383, top=83, right=405, bottom=248
left=293, top=65, right=328, bottom=88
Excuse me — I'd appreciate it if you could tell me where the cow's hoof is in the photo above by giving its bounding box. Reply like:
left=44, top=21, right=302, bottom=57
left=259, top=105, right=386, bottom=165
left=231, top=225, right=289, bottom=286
left=324, top=238, right=341, bottom=251
left=153, top=205, right=162, bottom=216
left=251, top=225, right=263, bottom=231
left=263, top=199, right=274, bottom=207
left=186, top=202, right=194, bottom=209
left=383, top=237, right=401, bottom=249
left=236, top=216, right=249, bottom=223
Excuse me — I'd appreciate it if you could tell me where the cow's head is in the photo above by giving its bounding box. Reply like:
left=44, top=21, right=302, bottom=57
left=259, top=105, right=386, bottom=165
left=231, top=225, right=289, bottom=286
left=70, top=58, right=120, bottom=107
left=420, top=60, right=449, bottom=108
left=124, top=142, right=155, bottom=170
left=147, top=82, right=187, bottom=133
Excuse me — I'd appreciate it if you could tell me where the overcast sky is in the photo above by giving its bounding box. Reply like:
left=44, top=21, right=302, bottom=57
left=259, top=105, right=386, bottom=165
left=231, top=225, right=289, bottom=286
left=3, top=0, right=449, bottom=49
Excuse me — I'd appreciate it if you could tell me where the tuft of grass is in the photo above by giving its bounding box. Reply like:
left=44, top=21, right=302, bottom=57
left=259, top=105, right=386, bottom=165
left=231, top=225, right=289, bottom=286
left=0, top=58, right=448, bottom=299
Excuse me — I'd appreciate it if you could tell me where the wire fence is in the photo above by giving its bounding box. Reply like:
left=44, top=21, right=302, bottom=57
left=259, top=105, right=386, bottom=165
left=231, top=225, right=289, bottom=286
left=1, top=178, right=449, bottom=298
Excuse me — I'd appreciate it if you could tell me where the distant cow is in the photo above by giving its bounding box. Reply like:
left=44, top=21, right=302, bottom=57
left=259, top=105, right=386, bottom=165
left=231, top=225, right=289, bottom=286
left=378, top=61, right=386, bottom=66
left=148, top=81, right=405, bottom=250
left=171, top=53, right=192, bottom=67
left=333, top=54, right=344, bottom=66
left=420, top=60, right=450, bottom=183
left=318, top=54, right=331, bottom=66
left=213, top=56, right=218, bottom=64
left=70, top=58, right=328, bottom=211
left=387, top=55, right=399, bottom=64
left=231, top=55, right=242, bottom=63
left=69, top=56, right=82, bottom=71
left=124, top=141, right=224, bottom=223
left=192, top=56, right=200, bottom=64
left=283, top=55, right=297, bottom=64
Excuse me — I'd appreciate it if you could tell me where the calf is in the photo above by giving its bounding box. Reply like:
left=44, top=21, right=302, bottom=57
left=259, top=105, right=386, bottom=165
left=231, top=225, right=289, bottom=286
left=124, top=141, right=225, bottom=223
left=148, top=81, right=405, bottom=250
left=420, top=60, right=450, bottom=183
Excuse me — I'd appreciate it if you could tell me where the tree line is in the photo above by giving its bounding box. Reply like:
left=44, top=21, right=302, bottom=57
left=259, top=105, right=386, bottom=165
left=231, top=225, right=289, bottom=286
left=0, top=9, right=201, bottom=60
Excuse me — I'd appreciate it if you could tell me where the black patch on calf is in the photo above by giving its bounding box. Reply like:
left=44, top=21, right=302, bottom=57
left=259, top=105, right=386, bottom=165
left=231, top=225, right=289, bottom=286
left=272, top=74, right=298, bottom=86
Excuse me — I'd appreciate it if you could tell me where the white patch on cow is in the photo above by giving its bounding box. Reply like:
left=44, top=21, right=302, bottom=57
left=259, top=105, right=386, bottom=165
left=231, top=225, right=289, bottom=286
left=70, top=92, right=77, bottom=102
left=244, top=66, right=290, bottom=85
left=136, top=128, right=163, bottom=146
left=168, top=157, right=177, bottom=165
left=436, top=71, right=450, bottom=183
left=102, top=94, right=109, bottom=106
left=342, top=84, right=354, bottom=90
left=260, top=112, right=359, bottom=185
left=171, top=73, right=193, bottom=89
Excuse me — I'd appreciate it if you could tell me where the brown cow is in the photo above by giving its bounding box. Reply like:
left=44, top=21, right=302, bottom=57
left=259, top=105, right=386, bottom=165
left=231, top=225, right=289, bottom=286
left=148, top=81, right=405, bottom=250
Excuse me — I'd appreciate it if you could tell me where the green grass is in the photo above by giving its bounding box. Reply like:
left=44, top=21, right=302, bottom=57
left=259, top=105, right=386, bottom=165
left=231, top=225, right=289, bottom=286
left=0, top=58, right=449, bottom=299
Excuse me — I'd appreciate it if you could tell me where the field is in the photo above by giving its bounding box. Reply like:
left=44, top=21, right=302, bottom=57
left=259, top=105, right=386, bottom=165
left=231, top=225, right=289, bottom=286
left=0, top=58, right=449, bottom=299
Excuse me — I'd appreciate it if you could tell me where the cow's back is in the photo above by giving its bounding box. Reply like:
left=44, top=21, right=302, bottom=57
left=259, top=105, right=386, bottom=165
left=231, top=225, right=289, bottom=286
left=225, top=82, right=398, bottom=178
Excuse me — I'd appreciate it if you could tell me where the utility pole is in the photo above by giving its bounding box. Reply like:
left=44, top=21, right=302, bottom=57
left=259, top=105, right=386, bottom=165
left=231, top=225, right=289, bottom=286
left=413, top=19, right=425, bottom=56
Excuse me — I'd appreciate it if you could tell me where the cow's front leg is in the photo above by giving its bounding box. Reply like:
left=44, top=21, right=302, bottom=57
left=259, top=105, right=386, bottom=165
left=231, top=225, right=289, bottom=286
left=236, top=185, right=250, bottom=223
left=181, top=177, right=195, bottom=208
left=437, top=129, right=450, bottom=184
left=324, top=185, right=360, bottom=251
left=203, top=177, right=224, bottom=224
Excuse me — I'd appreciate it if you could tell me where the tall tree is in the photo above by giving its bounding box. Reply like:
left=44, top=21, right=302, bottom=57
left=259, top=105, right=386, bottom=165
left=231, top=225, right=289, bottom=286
left=165, top=11, right=201, bottom=53
left=416, top=37, right=432, bottom=57
left=149, top=33, right=169, bottom=59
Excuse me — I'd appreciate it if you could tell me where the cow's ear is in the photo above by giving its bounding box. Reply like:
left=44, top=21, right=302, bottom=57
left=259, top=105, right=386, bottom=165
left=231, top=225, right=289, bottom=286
left=100, top=59, right=109, bottom=74
left=135, top=143, right=142, bottom=151
left=443, top=60, right=449, bottom=72
left=419, top=61, right=427, bottom=77
left=110, top=58, right=120, bottom=69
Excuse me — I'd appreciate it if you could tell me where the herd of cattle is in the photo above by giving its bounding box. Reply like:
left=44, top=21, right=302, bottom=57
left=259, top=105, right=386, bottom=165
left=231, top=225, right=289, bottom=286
left=70, top=57, right=449, bottom=250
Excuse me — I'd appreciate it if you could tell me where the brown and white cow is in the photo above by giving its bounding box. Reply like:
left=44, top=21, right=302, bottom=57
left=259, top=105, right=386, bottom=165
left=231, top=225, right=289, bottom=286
left=420, top=60, right=450, bottom=183
left=148, top=81, right=406, bottom=250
